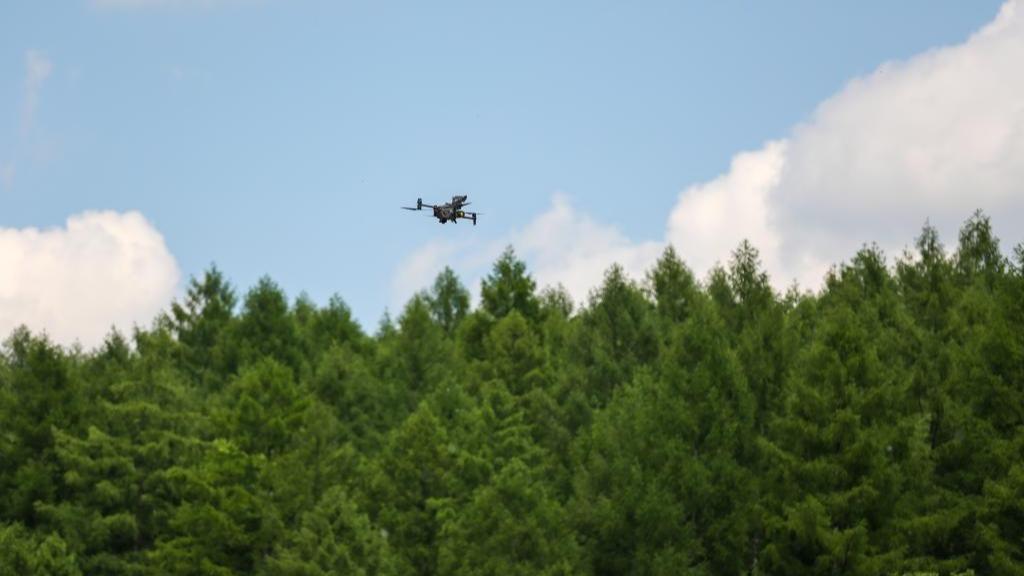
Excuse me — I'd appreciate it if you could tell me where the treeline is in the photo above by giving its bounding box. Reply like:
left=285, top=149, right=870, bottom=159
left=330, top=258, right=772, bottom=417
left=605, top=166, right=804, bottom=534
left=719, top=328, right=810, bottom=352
left=1, top=212, right=1022, bottom=575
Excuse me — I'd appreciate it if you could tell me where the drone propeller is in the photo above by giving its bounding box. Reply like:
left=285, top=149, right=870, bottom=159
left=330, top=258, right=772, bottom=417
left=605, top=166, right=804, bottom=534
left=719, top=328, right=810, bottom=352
left=401, top=206, right=420, bottom=211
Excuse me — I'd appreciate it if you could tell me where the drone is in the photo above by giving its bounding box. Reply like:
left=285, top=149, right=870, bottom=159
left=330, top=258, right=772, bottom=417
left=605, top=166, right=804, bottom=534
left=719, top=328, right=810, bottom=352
left=402, top=195, right=480, bottom=225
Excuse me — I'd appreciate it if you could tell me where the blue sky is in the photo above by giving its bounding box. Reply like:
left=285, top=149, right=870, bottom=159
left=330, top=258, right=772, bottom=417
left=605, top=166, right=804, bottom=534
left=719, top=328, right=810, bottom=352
left=1, top=0, right=1017, bottom=342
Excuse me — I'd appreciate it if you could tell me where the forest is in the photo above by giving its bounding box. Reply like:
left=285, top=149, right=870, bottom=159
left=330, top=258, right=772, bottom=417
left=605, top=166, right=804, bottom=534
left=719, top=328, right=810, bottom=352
left=1, top=211, right=1022, bottom=576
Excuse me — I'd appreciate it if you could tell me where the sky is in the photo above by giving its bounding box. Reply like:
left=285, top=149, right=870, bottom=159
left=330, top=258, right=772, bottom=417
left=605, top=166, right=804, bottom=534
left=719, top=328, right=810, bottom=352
left=2, top=0, right=1021, bottom=347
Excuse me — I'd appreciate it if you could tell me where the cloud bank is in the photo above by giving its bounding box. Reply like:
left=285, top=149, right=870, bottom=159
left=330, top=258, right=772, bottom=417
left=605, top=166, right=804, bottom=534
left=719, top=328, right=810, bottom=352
left=757, top=0, right=1024, bottom=286
left=0, top=211, right=180, bottom=349
left=393, top=0, right=1024, bottom=309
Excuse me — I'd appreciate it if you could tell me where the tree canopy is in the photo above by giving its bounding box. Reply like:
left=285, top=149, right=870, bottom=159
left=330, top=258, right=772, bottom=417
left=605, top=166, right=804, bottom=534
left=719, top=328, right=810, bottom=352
left=1, top=211, right=1020, bottom=575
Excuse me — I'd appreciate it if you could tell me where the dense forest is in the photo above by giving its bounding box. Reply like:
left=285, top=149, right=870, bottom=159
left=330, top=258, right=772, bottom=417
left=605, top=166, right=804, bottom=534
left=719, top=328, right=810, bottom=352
left=1, top=211, right=1022, bottom=575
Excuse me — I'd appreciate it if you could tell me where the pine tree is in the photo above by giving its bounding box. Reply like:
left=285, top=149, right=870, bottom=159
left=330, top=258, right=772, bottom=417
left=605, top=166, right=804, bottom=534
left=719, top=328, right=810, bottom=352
left=428, top=268, right=471, bottom=336
left=294, top=294, right=366, bottom=366
left=763, top=246, right=925, bottom=574
left=481, top=247, right=540, bottom=322
left=954, top=210, right=1003, bottom=288
left=382, top=294, right=451, bottom=408
left=261, top=487, right=397, bottom=576
left=572, top=265, right=658, bottom=406
left=170, top=265, right=237, bottom=386
left=483, top=311, right=545, bottom=396
left=0, top=329, right=81, bottom=526
left=647, top=245, right=698, bottom=327
left=233, top=276, right=302, bottom=374
left=437, top=459, right=581, bottom=576
left=366, top=405, right=456, bottom=576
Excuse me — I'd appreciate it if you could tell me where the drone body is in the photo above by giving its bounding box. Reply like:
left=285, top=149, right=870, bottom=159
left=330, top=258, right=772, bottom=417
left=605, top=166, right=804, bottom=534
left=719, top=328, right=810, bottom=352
left=402, top=195, right=480, bottom=225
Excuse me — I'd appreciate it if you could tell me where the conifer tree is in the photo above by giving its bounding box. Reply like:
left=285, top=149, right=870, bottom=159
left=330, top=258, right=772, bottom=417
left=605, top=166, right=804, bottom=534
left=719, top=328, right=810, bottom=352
left=170, top=265, right=237, bottom=385
left=437, top=460, right=581, bottom=576
left=481, top=247, right=540, bottom=322
left=954, top=210, right=1004, bottom=287
left=366, top=405, right=456, bottom=576
left=647, top=244, right=698, bottom=327
left=234, top=277, right=301, bottom=374
left=428, top=267, right=471, bottom=336
left=294, top=294, right=366, bottom=366
left=0, top=212, right=1021, bottom=575
left=383, top=294, right=451, bottom=406
left=261, top=487, right=397, bottom=576
left=572, top=265, right=658, bottom=406
left=0, top=329, right=81, bottom=526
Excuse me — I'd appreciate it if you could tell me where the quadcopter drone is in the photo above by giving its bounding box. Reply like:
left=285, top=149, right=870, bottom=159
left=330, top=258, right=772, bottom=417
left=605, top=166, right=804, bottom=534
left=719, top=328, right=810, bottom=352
left=402, top=195, right=480, bottom=225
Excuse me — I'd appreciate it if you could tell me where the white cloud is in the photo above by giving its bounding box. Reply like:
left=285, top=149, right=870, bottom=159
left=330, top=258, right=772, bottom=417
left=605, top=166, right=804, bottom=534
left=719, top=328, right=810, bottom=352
left=1, top=56, right=182, bottom=348
left=0, top=211, right=180, bottom=349
left=392, top=1, right=1024, bottom=306
left=515, top=194, right=663, bottom=302
left=667, top=141, right=788, bottom=282
left=663, top=0, right=1024, bottom=290
left=767, top=0, right=1024, bottom=284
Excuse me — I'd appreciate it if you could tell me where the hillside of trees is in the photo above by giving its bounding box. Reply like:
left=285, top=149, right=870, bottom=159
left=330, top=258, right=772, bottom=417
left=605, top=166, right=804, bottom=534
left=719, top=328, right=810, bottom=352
left=1, top=211, right=1022, bottom=575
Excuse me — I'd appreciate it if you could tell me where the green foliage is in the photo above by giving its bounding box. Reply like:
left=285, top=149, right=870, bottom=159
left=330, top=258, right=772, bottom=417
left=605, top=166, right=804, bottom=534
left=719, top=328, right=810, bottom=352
left=1, top=329, right=81, bottom=525
left=233, top=276, right=302, bottom=373
left=572, top=265, right=658, bottom=406
left=261, top=487, right=396, bottom=576
left=647, top=245, right=698, bottom=327
left=480, top=246, right=540, bottom=322
left=954, top=211, right=1004, bottom=287
left=0, top=523, right=81, bottom=576
left=2, top=210, right=1021, bottom=574
left=295, top=294, right=366, bottom=365
left=437, top=460, right=581, bottom=576
left=427, top=267, right=471, bottom=336
left=312, top=343, right=398, bottom=452
left=483, top=312, right=545, bottom=395
left=365, top=404, right=455, bottom=575
left=380, top=294, right=451, bottom=408
left=171, top=265, right=237, bottom=385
